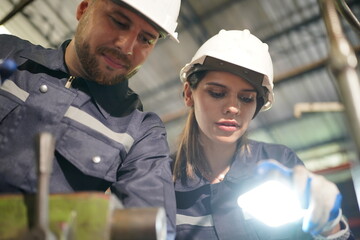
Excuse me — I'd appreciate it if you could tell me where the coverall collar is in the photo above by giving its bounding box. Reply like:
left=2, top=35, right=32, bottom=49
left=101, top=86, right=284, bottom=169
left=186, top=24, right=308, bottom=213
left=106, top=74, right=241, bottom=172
left=19, top=40, right=141, bottom=118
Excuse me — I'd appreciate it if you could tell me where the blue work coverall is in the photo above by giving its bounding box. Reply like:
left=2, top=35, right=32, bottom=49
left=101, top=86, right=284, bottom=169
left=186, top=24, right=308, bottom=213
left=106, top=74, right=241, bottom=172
left=175, top=140, right=353, bottom=240
left=0, top=34, right=176, bottom=239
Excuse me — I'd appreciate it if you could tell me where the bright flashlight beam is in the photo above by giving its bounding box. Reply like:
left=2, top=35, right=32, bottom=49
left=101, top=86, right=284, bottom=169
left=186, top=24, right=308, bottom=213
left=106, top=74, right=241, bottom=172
left=237, top=180, right=305, bottom=227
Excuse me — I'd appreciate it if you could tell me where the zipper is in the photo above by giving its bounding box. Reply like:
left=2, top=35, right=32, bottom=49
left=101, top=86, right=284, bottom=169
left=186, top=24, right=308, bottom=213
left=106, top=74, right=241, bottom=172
left=65, top=76, right=76, bottom=88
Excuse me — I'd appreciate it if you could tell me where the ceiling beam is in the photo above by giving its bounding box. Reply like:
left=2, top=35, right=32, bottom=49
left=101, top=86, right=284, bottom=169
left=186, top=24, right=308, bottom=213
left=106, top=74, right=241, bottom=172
left=0, top=0, right=35, bottom=25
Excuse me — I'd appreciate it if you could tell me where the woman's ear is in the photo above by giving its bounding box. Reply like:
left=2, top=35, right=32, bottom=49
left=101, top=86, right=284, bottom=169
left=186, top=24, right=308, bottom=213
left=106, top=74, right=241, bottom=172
left=183, top=82, right=194, bottom=107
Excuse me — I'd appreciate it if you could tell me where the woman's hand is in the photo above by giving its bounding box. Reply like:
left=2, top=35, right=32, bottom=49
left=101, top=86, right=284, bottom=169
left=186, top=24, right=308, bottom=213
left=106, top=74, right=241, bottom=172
left=257, top=160, right=343, bottom=236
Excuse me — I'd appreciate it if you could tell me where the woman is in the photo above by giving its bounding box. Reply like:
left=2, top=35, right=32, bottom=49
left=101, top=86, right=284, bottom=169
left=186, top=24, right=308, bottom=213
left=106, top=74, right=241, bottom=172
left=173, top=29, right=352, bottom=240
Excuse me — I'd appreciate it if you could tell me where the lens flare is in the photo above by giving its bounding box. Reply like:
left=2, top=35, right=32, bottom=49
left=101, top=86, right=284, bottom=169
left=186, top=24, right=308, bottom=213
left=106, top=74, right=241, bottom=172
left=237, top=180, right=305, bottom=227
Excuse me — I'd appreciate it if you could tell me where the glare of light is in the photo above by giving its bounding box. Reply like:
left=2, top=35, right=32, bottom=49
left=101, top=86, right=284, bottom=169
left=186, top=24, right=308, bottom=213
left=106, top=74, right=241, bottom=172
left=237, top=180, right=305, bottom=227
left=0, top=26, right=11, bottom=35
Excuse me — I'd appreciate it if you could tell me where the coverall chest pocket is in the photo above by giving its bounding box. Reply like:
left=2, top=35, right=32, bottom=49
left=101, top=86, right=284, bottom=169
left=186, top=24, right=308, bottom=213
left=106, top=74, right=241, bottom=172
left=57, top=126, right=122, bottom=183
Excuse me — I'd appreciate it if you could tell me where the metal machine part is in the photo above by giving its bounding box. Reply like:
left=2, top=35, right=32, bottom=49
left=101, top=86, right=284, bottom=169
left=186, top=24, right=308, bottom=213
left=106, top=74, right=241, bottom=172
left=111, top=207, right=167, bottom=240
left=26, top=132, right=57, bottom=240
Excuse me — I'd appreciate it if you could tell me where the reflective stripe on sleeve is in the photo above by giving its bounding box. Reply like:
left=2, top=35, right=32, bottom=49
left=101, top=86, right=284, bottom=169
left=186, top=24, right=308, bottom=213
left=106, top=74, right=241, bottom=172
left=0, top=79, right=29, bottom=101
left=0, top=80, right=134, bottom=153
left=176, top=214, right=214, bottom=227
left=64, top=106, right=134, bottom=153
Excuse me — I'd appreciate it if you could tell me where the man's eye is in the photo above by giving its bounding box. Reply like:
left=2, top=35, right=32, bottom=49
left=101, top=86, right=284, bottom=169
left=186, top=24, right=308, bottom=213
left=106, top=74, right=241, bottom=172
left=209, top=90, right=225, bottom=98
left=112, top=17, right=128, bottom=29
left=140, top=35, right=156, bottom=45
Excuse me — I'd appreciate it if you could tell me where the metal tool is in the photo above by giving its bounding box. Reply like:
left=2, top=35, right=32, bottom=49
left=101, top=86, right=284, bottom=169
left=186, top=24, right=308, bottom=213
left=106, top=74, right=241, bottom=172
left=26, top=132, right=57, bottom=240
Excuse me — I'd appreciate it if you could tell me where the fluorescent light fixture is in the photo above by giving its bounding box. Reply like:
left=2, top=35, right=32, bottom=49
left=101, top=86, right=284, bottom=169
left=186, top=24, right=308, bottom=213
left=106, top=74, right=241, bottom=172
left=237, top=180, right=305, bottom=227
left=0, top=26, right=11, bottom=35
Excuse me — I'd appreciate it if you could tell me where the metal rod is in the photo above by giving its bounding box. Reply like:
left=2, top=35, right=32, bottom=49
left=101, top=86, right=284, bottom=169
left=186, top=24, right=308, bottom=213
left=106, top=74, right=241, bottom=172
left=318, top=0, right=360, bottom=208
left=335, top=0, right=360, bottom=33
left=28, top=132, right=57, bottom=240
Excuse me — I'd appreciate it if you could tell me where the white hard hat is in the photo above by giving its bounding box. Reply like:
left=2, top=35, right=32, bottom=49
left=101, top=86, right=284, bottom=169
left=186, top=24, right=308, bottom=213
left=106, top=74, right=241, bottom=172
left=113, top=0, right=181, bottom=42
left=180, top=29, right=274, bottom=111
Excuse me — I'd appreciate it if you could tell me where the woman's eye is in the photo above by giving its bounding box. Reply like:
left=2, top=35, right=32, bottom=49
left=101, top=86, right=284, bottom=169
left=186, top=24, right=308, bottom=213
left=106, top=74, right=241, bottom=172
left=209, top=90, right=225, bottom=98
left=239, top=96, right=255, bottom=103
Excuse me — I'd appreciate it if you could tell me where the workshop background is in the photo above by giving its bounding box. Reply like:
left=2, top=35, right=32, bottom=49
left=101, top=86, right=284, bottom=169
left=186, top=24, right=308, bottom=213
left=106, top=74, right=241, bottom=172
left=1, top=0, right=360, bottom=237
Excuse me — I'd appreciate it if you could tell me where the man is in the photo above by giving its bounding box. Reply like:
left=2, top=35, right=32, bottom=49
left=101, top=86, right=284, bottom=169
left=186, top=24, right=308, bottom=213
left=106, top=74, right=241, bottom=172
left=0, top=0, right=181, bottom=238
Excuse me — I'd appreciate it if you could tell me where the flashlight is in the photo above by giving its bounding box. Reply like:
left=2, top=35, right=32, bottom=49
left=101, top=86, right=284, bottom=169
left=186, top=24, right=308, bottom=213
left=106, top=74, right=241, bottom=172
left=237, top=179, right=305, bottom=227
left=237, top=160, right=305, bottom=227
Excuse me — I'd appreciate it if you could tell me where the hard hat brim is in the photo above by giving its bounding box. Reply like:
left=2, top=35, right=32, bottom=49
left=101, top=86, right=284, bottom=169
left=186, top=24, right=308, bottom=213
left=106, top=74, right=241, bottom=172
left=186, top=56, right=267, bottom=98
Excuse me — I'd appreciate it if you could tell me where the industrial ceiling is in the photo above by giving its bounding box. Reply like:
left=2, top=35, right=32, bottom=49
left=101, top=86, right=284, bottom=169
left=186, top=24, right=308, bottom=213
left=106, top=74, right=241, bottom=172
left=1, top=0, right=360, bottom=235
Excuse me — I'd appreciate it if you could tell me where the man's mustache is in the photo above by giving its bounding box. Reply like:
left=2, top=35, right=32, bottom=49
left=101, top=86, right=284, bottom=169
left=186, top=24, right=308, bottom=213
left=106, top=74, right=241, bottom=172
left=97, top=46, right=131, bottom=70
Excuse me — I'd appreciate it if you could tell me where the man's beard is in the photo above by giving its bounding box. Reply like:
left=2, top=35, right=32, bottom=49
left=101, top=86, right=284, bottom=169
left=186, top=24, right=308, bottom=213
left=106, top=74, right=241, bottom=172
left=75, top=41, right=138, bottom=85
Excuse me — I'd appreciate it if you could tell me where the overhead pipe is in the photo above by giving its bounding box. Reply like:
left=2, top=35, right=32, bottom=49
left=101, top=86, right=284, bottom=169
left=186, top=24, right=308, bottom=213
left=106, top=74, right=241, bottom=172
left=293, top=102, right=344, bottom=118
